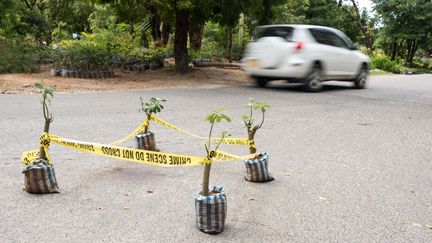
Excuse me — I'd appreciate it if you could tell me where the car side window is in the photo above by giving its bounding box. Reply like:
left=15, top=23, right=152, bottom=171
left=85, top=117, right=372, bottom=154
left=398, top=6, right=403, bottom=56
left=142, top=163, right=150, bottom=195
left=327, top=32, right=350, bottom=49
left=309, top=28, right=351, bottom=49
left=309, top=29, right=332, bottom=46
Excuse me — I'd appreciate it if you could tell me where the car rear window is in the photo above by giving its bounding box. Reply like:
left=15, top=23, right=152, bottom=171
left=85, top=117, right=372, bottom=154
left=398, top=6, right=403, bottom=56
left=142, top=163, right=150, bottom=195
left=255, top=26, right=294, bottom=41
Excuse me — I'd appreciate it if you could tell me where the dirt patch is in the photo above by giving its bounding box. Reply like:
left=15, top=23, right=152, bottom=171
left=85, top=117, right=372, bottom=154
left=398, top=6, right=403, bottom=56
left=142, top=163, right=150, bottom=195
left=0, top=65, right=253, bottom=93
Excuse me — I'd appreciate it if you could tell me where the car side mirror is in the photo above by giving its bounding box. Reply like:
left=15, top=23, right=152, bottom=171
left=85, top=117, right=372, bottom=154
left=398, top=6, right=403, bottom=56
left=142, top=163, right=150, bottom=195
left=349, top=45, right=358, bottom=50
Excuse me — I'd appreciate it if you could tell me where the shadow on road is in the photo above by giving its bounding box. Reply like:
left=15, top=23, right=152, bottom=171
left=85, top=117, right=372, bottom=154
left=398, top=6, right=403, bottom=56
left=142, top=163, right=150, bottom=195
left=247, top=82, right=355, bottom=93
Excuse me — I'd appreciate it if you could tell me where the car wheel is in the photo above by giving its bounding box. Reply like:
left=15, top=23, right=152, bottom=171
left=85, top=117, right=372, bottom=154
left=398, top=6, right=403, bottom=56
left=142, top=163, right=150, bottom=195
left=304, top=64, right=323, bottom=92
left=254, top=77, right=268, bottom=87
left=354, top=66, right=368, bottom=89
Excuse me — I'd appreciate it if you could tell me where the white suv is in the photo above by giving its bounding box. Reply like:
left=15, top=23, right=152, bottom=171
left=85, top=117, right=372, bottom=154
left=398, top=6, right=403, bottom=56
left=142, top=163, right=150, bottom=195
left=241, top=25, right=370, bottom=92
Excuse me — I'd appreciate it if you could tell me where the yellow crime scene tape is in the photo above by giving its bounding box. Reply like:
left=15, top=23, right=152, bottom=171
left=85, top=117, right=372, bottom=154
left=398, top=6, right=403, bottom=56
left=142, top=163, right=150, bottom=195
left=109, top=115, right=255, bottom=148
left=110, top=119, right=149, bottom=146
left=150, top=115, right=255, bottom=148
left=21, top=133, right=257, bottom=167
left=21, top=133, right=53, bottom=166
left=21, top=149, right=40, bottom=166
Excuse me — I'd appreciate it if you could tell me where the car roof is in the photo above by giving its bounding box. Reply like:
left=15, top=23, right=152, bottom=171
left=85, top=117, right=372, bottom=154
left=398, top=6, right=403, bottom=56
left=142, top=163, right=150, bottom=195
left=257, top=24, right=338, bottom=32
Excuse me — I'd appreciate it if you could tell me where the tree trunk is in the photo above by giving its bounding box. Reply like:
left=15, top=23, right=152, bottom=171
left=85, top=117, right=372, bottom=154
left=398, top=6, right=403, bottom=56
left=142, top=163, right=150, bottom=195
left=161, top=22, right=171, bottom=46
left=174, top=7, right=190, bottom=72
left=391, top=40, right=398, bottom=61
left=248, top=130, right=257, bottom=154
left=226, top=27, right=233, bottom=63
left=202, top=163, right=211, bottom=196
left=238, top=13, right=244, bottom=46
left=39, top=119, right=51, bottom=160
left=189, top=24, right=204, bottom=51
left=259, top=0, right=272, bottom=25
left=149, top=6, right=162, bottom=46
left=342, top=0, right=373, bottom=54
left=406, top=40, right=413, bottom=67
left=406, top=40, right=419, bottom=67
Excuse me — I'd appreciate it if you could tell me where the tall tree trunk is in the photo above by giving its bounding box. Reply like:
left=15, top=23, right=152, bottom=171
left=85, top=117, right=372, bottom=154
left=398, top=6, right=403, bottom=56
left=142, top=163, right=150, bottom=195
left=259, top=0, right=272, bottom=25
left=161, top=22, right=171, bottom=46
left=174, top=7, right=189, bottom=72
left=390, top=40, right=398, bottom=61
left=406, top=40, right=419, bottom=67
left=238, top=13, right=244, bottom=47
left=342, top=0, right=373, bottom=54
left=189, top=24, right=204, bottom=51
left=149, top=6, right=162, bottom=46
left=406, top=40, right=413, bottom=66
left=226, top=27, right=233, bottom=63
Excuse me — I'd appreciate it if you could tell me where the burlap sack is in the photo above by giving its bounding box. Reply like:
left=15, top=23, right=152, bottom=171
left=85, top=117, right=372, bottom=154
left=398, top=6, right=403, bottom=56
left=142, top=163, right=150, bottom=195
left=194, top=185, right=227, bottom=234
left=22, top=159, right=59, bottom=194
left=136, top=131, right=158, bottom=151
left=244, top=152, right=274, bottom=182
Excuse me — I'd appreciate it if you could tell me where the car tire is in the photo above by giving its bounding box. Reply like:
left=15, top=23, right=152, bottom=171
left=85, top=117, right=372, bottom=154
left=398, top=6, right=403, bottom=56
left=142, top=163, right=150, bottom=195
left=254, top=77, right=268, bottom=87
left=304, top=64, right=323, bottom=92
left=353, top=65, right=368, bottom=89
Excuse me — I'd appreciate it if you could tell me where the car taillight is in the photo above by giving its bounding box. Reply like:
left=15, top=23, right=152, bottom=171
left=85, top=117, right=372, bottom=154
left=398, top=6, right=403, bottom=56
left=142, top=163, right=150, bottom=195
left=294, top=42, right=303, bottom=51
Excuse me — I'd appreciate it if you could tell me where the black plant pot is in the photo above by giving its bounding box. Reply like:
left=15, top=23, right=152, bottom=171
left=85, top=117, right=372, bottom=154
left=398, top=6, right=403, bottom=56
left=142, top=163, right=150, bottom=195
left=60, top=69, right=69, bottom=77
left=194, top=185, right=227, bottom=234
left=22, top=159, right=60, bottom=194
left=244, top=152, right=274, bottom=182
left=136, top=131, right=158, bottom=151
left=50, top=68, right=60, bottom=76
left=149, top=62, right=160, bottom=70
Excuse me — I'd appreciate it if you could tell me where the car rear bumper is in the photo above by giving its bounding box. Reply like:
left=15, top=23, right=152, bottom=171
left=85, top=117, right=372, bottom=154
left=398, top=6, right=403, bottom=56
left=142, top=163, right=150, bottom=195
left=241, top=58, right=309, bottom=79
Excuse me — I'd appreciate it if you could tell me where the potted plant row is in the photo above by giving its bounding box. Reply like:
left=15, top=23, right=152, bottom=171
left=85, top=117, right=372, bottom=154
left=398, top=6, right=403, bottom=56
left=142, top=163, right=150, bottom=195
left=120, top=49, right=165, bottom=72
left=50, top=45, right=114, bottom=79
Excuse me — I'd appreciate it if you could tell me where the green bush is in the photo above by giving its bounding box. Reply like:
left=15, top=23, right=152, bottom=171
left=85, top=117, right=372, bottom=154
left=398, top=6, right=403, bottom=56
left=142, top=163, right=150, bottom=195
left=0, top=42, right=39, bottom=74
left=371, top=55, right=403, bottom=73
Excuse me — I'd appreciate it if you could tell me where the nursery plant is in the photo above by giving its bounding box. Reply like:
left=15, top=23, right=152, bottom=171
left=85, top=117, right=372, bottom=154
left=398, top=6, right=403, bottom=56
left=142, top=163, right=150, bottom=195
left=241, top=98, right=274, bottom=182
left=195, top=109, right=231, bottom=234
left=136, top=97, right=166, bottom=151
left=22, top=82, right=60, bottom=193
left=35, top=82, right=56, bottom=160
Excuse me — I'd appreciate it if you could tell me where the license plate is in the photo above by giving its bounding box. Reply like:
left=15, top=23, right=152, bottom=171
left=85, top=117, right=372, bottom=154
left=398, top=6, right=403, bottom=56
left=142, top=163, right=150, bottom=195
left=248, top=59, right=259, bottom=68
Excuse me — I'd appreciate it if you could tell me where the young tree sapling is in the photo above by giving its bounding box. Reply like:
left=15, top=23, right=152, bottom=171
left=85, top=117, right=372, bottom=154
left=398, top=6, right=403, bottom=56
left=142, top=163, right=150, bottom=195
left=139, top=97, right=166, bottom=133
left=137, top=97, right=166, bottom=151
left=34, top=82, right=56, bottom=160
left=241, top=97, right=270, bottom=154
left=201, top=109, right=231, bottom=196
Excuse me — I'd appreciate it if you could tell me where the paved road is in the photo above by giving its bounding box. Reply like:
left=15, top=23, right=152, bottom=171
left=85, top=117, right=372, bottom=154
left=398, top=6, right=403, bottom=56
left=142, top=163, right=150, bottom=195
left=1, top=74, right=431, bottom=242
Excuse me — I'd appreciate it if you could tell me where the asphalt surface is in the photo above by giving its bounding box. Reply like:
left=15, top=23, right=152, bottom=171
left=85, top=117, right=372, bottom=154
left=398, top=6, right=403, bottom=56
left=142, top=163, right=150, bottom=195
left=1, top=74, right=432, bottom=242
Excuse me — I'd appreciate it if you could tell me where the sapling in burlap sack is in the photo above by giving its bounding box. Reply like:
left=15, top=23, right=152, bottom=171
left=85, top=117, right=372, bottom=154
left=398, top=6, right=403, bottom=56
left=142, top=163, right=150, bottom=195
left=195, top=109, right=231, bottom=234
left=136, top=97, right=166, bottom=151
left=22, top=82, right=60, bottom=193
left=242, top=98, right=274, bottom=182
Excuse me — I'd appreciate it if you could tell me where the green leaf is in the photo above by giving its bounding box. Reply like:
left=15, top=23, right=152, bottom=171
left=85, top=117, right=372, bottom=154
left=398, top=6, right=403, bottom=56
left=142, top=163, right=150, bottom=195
left=140, top=97, right=166, bottom=116
left=34, top=81, right=56, bottom=103
left=247, top=97, right=254, bottom=107
left=34, top=82, right=44, bottom=90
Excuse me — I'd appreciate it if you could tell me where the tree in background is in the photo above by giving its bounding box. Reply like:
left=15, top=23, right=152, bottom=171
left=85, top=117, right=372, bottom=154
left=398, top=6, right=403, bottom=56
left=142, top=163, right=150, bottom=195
left=373, top=0, right=432, bottom=66
left=339, top=0, right=374, bottom=54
